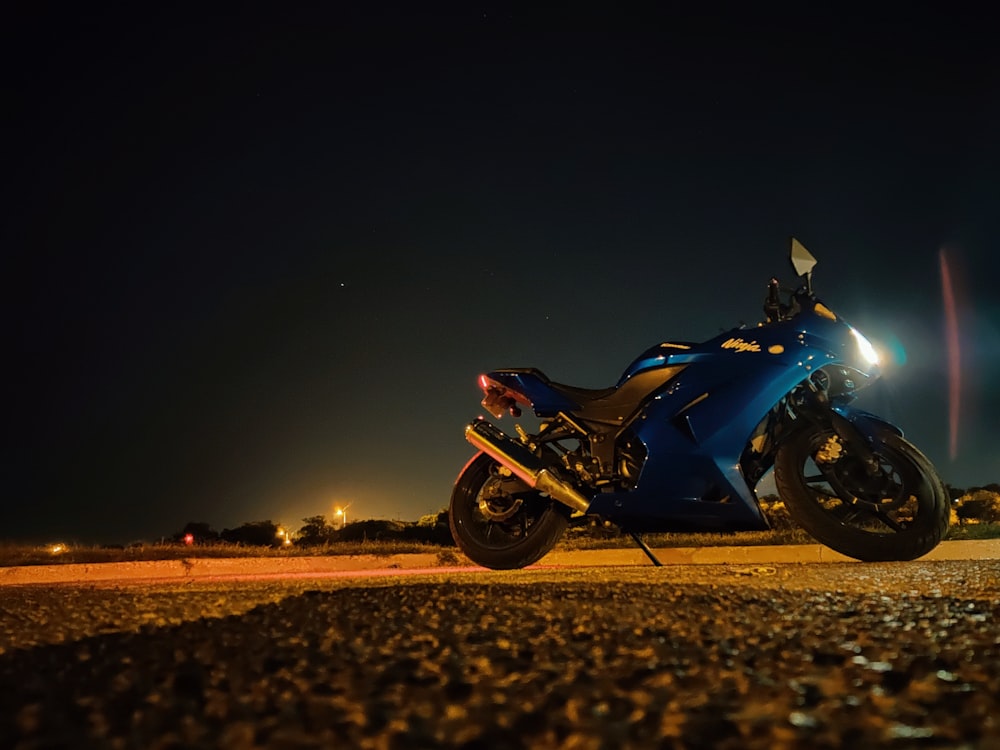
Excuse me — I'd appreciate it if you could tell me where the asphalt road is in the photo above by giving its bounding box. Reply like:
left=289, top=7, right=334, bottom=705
left=1, top=560, right=998, bottom=748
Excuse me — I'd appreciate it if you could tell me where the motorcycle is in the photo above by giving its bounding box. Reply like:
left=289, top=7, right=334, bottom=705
left=449, top=239, right=950, bottom=569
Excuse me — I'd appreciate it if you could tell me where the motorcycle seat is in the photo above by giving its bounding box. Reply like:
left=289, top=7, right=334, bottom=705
left=552, top=365, right=685, bottom=423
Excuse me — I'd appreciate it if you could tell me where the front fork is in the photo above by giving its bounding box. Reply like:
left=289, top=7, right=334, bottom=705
left=790, top=381, right=901, bottom=472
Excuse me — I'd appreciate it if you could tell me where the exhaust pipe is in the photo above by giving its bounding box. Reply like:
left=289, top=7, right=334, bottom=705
left=465, top=419, right=592, bottom=514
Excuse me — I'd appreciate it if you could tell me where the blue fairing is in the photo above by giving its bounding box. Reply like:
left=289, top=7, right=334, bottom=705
left=586, top=308, right=881, bottom=531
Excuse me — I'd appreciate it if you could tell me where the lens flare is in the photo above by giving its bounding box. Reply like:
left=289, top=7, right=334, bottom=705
left=939, top=248, right=961, bottom=460
left=883, top=332, right=908, bottom=366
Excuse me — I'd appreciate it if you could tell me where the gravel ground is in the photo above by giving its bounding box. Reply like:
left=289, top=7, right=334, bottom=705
left=1, top=560, right=998, bottom=749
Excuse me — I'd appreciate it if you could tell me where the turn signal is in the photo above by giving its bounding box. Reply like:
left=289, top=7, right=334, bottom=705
left=813, top=303, right=837, bottom=320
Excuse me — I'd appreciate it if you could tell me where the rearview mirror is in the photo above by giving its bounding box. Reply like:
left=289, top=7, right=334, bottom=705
left=790, top=237, right=817, bottom=278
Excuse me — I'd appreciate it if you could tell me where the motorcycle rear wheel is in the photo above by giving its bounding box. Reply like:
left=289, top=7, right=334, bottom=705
left=774, top=423, right=949, bottom=561
left=449, top=453, right=570, bottom=570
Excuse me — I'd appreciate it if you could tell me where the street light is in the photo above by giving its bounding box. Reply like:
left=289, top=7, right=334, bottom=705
left=333, top=505, right=349, bottom=530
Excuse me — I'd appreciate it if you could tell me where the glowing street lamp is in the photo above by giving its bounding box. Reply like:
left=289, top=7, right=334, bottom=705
left=333, top=506, right=349, bottom=530
left=276, top=527, right=292, bottom=546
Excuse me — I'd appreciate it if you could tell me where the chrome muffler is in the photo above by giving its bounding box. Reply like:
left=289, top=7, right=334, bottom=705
left=465, top=419, right=592, bottom=514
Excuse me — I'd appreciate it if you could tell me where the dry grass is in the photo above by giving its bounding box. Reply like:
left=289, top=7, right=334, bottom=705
left=945, top=522, right=1000, bottom=541
left=0, top=540, right=448, bottom=568
left=3, top=522, right=995, bottom=569
left=556, top=527, right=816, bottom=551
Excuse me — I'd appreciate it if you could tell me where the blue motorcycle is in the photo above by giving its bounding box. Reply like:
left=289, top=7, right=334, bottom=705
left=450, top=239, right=950, bottom=568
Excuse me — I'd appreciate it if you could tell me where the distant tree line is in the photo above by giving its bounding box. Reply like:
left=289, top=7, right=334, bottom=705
left=172, top=486, right=1000, bottom=547
left=947, top=483, right=1000, bottom=498
left=758, top=486, right=1000, bottom=527
left=946, top=485, right=1000, bottom=524
left=172, top=511, right=455, bottom=547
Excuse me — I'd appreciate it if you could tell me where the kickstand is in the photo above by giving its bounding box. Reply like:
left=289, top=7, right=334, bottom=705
left=628, top=531, right=663, bottom=567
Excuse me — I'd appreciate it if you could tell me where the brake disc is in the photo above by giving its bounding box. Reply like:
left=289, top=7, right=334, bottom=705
left=478, top=477, right=524, bottom=522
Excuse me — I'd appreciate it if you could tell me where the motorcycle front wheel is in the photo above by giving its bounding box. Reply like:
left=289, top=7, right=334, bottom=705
left=774, top=423, right=949, bottom=561
left=449, top=453, right=570, bottom=570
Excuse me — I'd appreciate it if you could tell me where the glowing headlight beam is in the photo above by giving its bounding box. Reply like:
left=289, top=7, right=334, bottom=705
left=850, top=327, right=880, bottom=367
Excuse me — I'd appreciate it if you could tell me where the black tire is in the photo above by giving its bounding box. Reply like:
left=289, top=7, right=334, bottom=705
left=774, top=423, right=949, bottom=561
left=449, top=453, right=570, bottom=570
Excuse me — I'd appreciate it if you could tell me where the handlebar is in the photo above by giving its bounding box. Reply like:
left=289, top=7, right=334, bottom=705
left=763, top=277, right=784, bottom=322
left=763, top=278, right=814, bottom=323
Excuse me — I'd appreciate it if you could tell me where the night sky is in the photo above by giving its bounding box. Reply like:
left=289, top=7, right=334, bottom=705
left=6, top=7, right=998, bottom=544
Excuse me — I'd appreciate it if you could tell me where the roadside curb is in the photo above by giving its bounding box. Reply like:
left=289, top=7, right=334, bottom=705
left=542, top=539, right=1000, bottom=567
left=0, top=539, right=997, bottom=586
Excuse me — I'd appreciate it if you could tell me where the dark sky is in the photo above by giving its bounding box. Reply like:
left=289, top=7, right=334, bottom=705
left=5, top=7, right=998, bottom=543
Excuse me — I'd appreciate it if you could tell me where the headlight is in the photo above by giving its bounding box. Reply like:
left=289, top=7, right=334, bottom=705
left=850, top=327, right=880, bottom=367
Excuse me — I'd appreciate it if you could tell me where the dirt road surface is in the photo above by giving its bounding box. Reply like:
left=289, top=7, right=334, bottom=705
left=1, top=560, right=998, bottom=748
